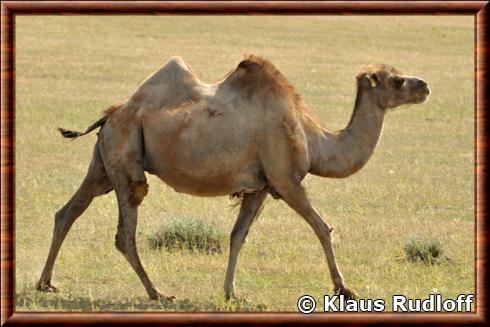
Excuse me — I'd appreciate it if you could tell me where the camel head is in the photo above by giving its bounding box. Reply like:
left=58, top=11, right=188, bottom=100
left=356, top=64, right=431, bottom=110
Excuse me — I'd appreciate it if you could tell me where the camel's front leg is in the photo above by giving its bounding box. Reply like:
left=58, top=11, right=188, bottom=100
left=224, top=190, right=268, bottom=300
left=114, top=188, right=175, bottom=301
left=279, top=182, right=357, bottom=299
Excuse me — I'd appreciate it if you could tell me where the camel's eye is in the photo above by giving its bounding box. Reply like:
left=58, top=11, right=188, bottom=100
left=394, top=77, right=405, bottom=89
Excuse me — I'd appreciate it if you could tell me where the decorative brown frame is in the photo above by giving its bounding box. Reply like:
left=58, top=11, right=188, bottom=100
left=1, top=1, right=487, bottom=325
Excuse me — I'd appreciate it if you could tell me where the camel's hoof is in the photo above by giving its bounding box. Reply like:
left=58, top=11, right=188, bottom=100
left=150, top=292, right=176, bottom=302
left=165, top=295, right=177, bottom=302
left=225, top=293, right=236, bottom=302
left=225, top=292, right=250, bottom=303
left=36, top=281, right=59, bottom=293
left=334, top=286, right=358, bottom=300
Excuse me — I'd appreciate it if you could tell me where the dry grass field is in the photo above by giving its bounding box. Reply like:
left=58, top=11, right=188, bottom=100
left=15, top=16, right=474, bottom=311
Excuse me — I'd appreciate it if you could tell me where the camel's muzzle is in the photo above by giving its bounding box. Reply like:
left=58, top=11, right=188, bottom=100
left=411, top=78, right=431, bottom=104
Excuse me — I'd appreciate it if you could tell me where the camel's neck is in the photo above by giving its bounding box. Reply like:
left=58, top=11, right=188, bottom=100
left=306, top=88, right=385, bottom=178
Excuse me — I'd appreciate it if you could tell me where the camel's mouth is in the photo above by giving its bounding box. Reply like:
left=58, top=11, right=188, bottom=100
left=414, top=94, right=428, bottom=104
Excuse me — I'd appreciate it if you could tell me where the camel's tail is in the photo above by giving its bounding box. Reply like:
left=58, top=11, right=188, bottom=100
left=58, top=116, right=108, bottom=139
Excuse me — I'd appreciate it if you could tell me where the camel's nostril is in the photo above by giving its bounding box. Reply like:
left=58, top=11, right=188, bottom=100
left=417, top=80, right=428, bottom=88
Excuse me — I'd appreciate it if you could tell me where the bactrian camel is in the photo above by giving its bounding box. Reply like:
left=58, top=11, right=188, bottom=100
left=37, top=55, right=430, bottom=301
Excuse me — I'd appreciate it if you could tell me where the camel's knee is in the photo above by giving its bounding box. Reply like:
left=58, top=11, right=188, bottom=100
left=53, top=208, right=72, bottom=229
left=53, top=211, right=64, bottom=234
left=230, top=225, right=249, bottom=246
left=129, top=181, right=148, bottom=207
left=115, top=225, right=137, bottom=255
left=115, top=231, right=126, bottom=254
left=230, top=227, right=240, bottom=240
left=317, top=221, right=334, bottom=240
left=54, top=210, right=63, bottom=224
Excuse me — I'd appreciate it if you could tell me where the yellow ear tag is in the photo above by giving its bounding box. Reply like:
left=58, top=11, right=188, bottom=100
left=369, top=76, right=377, bottom=88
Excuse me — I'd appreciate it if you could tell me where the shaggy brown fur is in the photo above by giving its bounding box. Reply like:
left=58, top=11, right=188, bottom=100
left=242, top=54, right=306, bottom=110
left=357, top=63, right=401, bottom=77
left=103, top=103, right=123, bottom=116
left=129, top=181, right=148, bottom=207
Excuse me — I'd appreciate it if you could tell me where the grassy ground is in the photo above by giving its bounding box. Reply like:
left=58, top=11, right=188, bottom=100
left=15, top=16, right=474, bottom=312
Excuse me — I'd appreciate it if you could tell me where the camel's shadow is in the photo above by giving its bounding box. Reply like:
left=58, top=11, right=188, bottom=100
left=16, top=291, right=267, bottom=312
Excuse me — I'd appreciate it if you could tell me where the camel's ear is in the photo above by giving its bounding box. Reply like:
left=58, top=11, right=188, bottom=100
left=366, top=73, right=379, bottom=88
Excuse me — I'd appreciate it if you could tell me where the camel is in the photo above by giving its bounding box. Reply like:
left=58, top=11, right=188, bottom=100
left=36, top=55, right=430, bottom=301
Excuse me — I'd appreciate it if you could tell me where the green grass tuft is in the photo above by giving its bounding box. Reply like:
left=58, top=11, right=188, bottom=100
left=148, top=216, right=226, bottom=254
left=404, top=236, right=444, bottom=264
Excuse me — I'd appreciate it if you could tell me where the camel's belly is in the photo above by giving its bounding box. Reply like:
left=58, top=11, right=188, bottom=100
left=144, top=130, right=264, bottom=196
left=154, top=167, right=265, bottom=197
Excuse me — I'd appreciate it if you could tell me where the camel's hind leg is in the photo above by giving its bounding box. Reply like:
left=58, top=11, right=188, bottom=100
left=112, top=190, right=174, bottom=301
left=224, top=190, right=268, bottom=300
left=98, top=123, right=173, bottom=301
left=106, top=167, right=174, bottom=300
left=37, top=143, right=113, bottom=292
